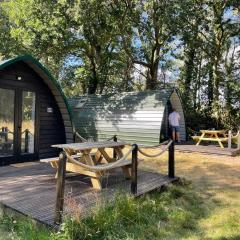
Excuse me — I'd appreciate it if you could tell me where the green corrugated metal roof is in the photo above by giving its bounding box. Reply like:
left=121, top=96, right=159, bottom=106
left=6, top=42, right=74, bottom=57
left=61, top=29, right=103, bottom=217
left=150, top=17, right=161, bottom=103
left=0, top=59, right=11, bottom=66
left=69, top=89, right=176, bottom=145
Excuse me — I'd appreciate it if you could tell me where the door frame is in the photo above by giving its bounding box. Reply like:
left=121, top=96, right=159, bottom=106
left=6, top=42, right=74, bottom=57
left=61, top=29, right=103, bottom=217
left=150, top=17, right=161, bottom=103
left=0, top=85, right=39, bottom=165
left=166, top=100, right=173, bottom=139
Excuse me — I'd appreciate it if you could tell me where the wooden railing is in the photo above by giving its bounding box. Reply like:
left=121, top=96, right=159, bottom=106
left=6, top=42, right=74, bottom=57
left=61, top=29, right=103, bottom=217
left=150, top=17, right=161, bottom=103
left=0, top=127, right=33, bottom=153
left=54, top=151, right=67, bottom=224
left=227, top=130, right=240, bottom=149
left=54, top=135, right=175, bottom=224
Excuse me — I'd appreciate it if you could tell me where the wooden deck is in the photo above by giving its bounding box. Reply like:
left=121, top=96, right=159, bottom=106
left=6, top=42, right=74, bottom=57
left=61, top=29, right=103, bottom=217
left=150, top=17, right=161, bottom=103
left=175, top=143, right=240, bottom=156
left=0, top=162, right=176, bottom=226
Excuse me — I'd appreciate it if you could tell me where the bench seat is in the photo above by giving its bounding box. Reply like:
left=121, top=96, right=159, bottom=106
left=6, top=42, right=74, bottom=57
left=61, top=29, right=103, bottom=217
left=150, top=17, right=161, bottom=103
left=40, top=157, right=59, bottom=163
left=191, top=136, right=200, bottom=142
left=199, top=137, right=228, bottom=142
left=191, top=136, right=228, bottom=143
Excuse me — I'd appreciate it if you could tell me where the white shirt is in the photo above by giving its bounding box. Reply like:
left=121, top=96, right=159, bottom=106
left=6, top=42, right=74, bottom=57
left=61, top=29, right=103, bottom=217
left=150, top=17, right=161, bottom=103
left=169, top=111, right=180, bottom=126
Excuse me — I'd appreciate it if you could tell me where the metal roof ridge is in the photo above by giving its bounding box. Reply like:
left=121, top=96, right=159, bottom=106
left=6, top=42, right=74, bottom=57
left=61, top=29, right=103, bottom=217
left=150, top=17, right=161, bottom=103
left=69, top=88, right=175, bottom=100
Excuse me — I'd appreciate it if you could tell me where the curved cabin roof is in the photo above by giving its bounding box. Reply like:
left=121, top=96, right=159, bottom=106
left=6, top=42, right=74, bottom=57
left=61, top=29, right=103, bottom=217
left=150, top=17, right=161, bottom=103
left=0, top=55, right=74, bottom=143
left=69, top=89, right=186, bottom=145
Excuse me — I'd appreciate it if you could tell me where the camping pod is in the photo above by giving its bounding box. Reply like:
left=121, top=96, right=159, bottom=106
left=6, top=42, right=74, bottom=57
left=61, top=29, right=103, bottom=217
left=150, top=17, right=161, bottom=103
left=69, top=89, right=186, bottom=145
left=0, top=55, right=74, bottom=165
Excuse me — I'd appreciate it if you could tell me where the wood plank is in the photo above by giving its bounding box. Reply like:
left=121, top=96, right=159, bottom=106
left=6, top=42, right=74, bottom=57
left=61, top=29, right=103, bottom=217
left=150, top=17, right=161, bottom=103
left=175, top=144, right=240, bottom=156
left=52, top=141, right=127, bottom=151
left=197, top=137, right=228, bottom=142
left=0, top=162, right=175, bottom=227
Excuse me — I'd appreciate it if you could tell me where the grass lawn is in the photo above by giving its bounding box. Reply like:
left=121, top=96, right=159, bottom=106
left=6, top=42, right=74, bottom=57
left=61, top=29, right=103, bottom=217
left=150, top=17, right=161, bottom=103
left=0, top=150, right=240, bottom=240
left=142, top=150, right=240, bottom=240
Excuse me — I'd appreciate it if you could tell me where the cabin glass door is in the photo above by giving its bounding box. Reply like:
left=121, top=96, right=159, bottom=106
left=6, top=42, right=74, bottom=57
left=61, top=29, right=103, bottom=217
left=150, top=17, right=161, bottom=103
left=0, top=88, right=15, bottom=158
left=0, top=87, right=37, bottom=165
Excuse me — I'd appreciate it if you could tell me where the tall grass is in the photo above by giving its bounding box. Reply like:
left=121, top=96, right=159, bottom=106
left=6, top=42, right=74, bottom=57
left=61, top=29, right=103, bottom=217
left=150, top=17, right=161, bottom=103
left=0, top=215, right=50, bottom=240
left=55, top=180, right=207, bottom=240
left=1, top=181, right=207, bottom=240
left=1, top=178, right=239, bottom=240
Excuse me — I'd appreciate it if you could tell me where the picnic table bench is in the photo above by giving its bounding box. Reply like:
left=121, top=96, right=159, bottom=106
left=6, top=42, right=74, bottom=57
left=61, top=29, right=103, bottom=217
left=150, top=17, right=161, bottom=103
left=42, top=141, right=133, bottom=190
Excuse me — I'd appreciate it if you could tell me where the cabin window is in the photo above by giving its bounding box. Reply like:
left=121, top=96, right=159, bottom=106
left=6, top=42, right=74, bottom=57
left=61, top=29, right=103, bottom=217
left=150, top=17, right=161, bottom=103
left=21, top=91, right=36, bottom=154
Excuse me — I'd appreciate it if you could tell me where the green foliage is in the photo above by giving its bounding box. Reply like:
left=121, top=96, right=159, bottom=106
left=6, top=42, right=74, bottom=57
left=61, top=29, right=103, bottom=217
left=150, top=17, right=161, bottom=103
left=113, top=0, right=180, bottom=89
left=0, top=0, right=239, bottom=128
left=0, top=215, right=51, bottom=240
left=177, top=1, right=240, bottom=130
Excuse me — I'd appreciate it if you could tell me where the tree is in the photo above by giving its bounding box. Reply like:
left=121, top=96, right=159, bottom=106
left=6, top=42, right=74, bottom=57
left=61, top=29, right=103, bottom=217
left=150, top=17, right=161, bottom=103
left=177, top=0, right=206, bottom=108
left=1, top=0, right=77, bottom=76
left=71, top=0, right=127, bottom=94
left=1, top=0, right=133, bottom=94
left=113, top=0, right=179, bottom=90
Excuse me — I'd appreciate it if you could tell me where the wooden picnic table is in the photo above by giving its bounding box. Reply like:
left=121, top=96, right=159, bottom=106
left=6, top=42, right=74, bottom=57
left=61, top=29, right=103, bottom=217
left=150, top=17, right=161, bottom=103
left=52, top=141, right=131, bottom=189
left=196, top=130, right=227, bottom=148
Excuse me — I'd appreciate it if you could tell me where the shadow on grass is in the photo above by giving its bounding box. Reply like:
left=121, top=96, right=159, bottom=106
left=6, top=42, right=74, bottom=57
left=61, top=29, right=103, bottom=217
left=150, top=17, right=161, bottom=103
left=218, top=237, right=240, bottom=240
left=177, top=161, right=240, bottom=193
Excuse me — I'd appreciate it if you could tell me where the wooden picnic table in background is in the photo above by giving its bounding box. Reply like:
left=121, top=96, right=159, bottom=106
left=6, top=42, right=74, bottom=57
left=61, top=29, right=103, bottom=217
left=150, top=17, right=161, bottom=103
left=196, top=130, right=227, bottom=148
left=52, top=141, right=131, bottom=189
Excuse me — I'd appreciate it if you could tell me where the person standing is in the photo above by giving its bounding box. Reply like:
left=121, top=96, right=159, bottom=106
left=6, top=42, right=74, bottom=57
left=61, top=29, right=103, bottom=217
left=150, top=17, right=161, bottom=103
left=169, top=108, right=181, bottom=142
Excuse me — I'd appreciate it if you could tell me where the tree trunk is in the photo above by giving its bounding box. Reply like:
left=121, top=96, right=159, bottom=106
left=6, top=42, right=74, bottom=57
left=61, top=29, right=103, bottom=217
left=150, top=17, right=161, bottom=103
left=194, top=56, right=202, bottom=110
left=208, top=63, right=214, bottom=107
left=88, top=73, right=98, bottom=94
left=212, top=49, right=221, bottom=102
left=88, top=57, right=98, bottom=94
left=146, top=64, right=158, bottom=90
left=183, top=47, right=196, bottom=105
left=123, top=58, right=133, bottom=91
left=88, top=45, right=101, bottom=94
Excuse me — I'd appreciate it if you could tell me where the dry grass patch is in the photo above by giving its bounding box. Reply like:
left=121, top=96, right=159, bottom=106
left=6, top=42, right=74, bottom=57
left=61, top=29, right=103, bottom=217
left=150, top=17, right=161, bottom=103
left=139, top=149, right=240, bottom=240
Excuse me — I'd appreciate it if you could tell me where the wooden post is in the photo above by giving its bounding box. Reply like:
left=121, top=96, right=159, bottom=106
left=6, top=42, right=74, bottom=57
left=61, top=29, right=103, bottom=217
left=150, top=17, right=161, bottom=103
left=6, top=127, right=8, bottom=142
left=54, top=151, right=67, bottom=224
left=131, top=144, right=138, bottom=195
left=228, top=130, right=232, bottom=149
left=238, top=132, right=240, bottom=149
left=24, top=129, right=29, bottom=153
left=4, top=127, right=8, bottom=142
left=168, top=140, right=175, bottom=178
left=113, top=135, right=117, bottom=159
left=74, top=132, right=77, bottom=143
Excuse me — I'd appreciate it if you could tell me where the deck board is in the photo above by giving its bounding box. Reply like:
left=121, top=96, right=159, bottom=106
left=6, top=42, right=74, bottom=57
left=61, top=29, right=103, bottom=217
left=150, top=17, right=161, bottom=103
left=0, top=162, right=175, bottom=226
left=175, top=143, right=240, bottom=156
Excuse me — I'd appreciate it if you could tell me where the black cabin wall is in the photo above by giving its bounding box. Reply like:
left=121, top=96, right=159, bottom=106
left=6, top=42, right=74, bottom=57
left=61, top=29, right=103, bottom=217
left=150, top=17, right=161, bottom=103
left=0, top=61, right=66, bottom=161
